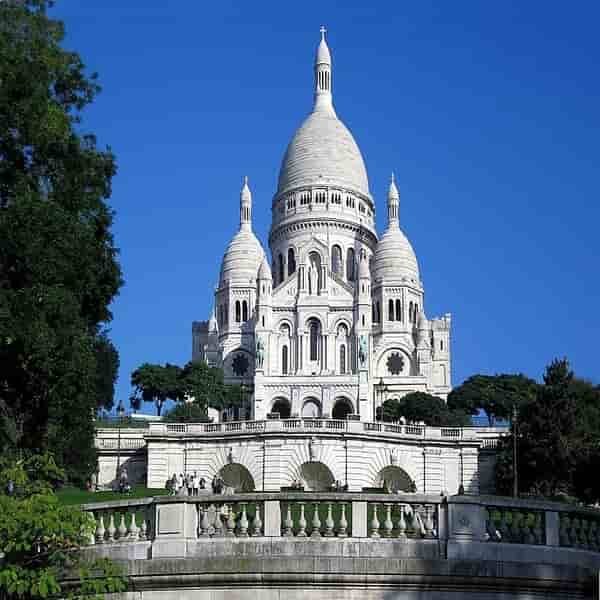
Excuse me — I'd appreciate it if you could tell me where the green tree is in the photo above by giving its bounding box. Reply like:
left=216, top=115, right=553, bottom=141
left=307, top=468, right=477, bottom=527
left=0, top=0, right=122, bottom=483
left=0, top=453, right=126, bottom=599
left=130, top=363, right=182, bottom=416
left=495, top=359, right=600, bottom=500
left=163, top=401, right=211, bottom=423
left=447, top=374, right=538, bottom=425
left=381, top=393, right=470, bottom=427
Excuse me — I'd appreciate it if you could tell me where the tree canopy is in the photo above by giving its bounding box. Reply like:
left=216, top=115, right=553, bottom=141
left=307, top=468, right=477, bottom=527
left=0, top=452, right=126, bottom=599
left=130, top=361, right=246, bottom=417
left=0, top=0, right=122, bottom=484
left=380, top=392, right=470, bottom=427
left=447, top=374, right=538, bottom=425
left=495, top=359, right=600, bottom=501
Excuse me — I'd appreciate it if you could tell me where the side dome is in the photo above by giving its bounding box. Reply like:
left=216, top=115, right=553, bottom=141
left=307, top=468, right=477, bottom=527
left=373, top=227, right=420, bottom=284
left=219, top=230, right=265, bottom=286
left=277, top=109, right=370, bottom=197
left=373, top=174, right=420, bottom=284
left=219, top=177, right=266, bottom=287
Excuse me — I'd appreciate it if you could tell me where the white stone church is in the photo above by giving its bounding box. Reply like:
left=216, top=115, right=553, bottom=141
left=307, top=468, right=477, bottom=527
left=95, top=31, right=504, bottom=496
left=193, top=29, right=451, bottom=424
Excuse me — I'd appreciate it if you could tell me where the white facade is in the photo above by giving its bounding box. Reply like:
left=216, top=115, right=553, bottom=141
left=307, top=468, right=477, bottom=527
left=193, top=31, right=451, bottom=423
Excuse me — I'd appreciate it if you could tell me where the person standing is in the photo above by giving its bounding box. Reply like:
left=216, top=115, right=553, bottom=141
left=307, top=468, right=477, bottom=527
left=192, top=471, right=200, bottom=496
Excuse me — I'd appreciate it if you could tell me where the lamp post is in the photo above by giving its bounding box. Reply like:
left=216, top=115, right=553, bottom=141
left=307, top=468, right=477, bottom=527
left=116, top=400, right=125, bottom=480
left=512, top=404, right=519, bottom=498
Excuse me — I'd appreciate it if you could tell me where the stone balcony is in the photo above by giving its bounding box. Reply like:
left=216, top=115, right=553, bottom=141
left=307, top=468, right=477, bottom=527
left=80, top=492, right=600, bottom=599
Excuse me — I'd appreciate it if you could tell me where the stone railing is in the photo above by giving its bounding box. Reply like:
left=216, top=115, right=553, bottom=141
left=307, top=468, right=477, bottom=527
left=146, top=419, right=506, bottom=444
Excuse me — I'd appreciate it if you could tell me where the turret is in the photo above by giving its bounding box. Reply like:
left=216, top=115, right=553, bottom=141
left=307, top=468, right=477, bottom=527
left=387, top=173, right=400, bottom=228
left=314, top=26, right=335, bottom=114
left=256, top=258, right=272, bottom=331
left=240, top=175, right=252, bottom=231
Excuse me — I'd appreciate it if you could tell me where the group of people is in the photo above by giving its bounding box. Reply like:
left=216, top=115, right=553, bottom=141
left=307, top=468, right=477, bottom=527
left=168, top=472, right=228, bottom=496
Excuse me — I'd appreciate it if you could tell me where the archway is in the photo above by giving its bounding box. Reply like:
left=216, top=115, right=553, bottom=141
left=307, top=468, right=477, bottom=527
left=302, top=397, right=321, bottom=418
left=271, top=397, right=291, bottom=419
left=218, top=463, right=255, bottom=492
left=299, top=461, right=335, bottom=491
left=332, top=397, right=353, bottom=420
left=375, top=465, right=415, bottom=493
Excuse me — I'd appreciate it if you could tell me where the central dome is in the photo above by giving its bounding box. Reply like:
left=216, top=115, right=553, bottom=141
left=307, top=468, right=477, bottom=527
left=277, top=109, right=370, bottom=197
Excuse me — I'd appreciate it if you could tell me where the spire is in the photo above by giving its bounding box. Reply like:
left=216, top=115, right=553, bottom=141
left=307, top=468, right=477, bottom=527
left=387, top=172, right=400, bottom=229
left=313, top=26, right=335, bottom=114
left=240, top=175, right=252, bottom=231
left=208, top=303, right=218, bottom=333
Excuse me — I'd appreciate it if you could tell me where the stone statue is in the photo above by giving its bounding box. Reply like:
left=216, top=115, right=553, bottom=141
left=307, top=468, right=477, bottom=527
left=255, top=336, right=264, bottom=369
left=358, top=335, right=368, bottom=368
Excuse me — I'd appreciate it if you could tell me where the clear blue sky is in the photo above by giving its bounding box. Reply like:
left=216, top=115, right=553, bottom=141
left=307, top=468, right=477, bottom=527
left=52, top=1, right=600, bottom=414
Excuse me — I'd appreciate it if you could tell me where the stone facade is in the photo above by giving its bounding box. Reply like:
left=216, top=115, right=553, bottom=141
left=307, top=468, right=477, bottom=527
left=193, top=31, right=451, bottom=424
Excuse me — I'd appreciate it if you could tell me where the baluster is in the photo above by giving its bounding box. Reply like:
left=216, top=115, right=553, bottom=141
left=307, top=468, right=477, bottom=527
left=383, top=504, right=393, bottom=538
left=424, top=505, right=435, bottom=538
left=252, top=503, right=262, bottom=536
left=499, top=510, right=510, bottom=542
left=311, top=502, right=322, bottom=538
left=324, top=503, right=334, bottom=537
left=405, top=505, right=415, bottom=538
left=559, top=515, right=570, bottom=546
left=226, top=504, right=236, bottom=537
left=522, top=512, right=534, bottom=545
left=510, top=511, right=521, bottom=543
left=86, top=513, right=96, bottom=545
left=128, top=510, right=139, bottom=540
left=116, top=512, right=127, bottom=541
left=532, top=513, right=543, bottom=545
left=297, top=503, right=307, bottom=537
left=238, top=503, right=249, bottom=537
left=213, top=507, right=224, bottom=537
left=397, top=504, right=407, bottom=539
left=199, top=506, right=210, bottom=537
left=283, top=504, right=294, bottom=537
left=95, top=513, right=106, bottom=544
left=369, top=504, right=380, bottom=538
left=589, top=520, right=598, bottom=551
left=570, top=516, right=580, bottom=547
left=107, top=514, right=116, bottom=542
left=580, top=518, right=589, bottom=550
left=139, top=511, right=148, bottom=540
left=337, top=503, right=348, bottom=538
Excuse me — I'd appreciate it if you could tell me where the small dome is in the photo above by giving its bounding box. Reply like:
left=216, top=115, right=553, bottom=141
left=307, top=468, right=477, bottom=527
left=277, top=109, right=369, bottom=196
left=373, top=227, right=420, bottom=284
left=257, top=258, right=272, bottom=280
left=219, top=229, right=266, bottom=286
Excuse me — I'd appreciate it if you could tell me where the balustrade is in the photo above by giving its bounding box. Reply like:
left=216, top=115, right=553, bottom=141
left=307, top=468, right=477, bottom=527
left=196, top=500, right=264, bottom=538
left=559, top=511, right=600, bottom=551
left=486, top=506, right=545, bottom=544
left=281, top=500, right=350, bottom=538
left=367, top=502, right=437, bottom=539
left=89, top=503, right=151, bottom=544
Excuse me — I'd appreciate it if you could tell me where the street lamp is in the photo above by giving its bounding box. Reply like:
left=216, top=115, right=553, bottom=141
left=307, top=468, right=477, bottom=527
left=512, top=404, right=519, bottom=498
left=116, top=400, right=125, bottom=481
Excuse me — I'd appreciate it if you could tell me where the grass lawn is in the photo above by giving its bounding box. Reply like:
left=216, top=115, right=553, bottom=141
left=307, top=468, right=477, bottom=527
left=56, top=485, right=169, bottom=506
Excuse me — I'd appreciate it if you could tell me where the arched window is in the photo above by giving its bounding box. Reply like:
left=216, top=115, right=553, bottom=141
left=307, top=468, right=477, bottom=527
left=346, top=248, right=356, bottom=281
left=377, top=302, right=381, bottom=323
left=331, top=245, right=342, bottom=275
left=388, top=299, right=394, bottom=321
left=308, top=252, right=322, bottom=295
left=242, top=300, right=248, bottom=322
left=278, top=253, right=284, bottom=284
left=282, top=345, right=288, bottom=375
left=409, top=301, right=413, bottom=323
left=309, top=318, right=320, bottom=362
left=235, top=301, right=241, bottom=323
left=372, top=305, right=376, bottom=322
left=414, top=305, right=418, bottom=324
left=287, top=248, right=296, bottom=275
left=340, top=344, right=346, bottom=374
left=395, top=299, right=402, bottom=322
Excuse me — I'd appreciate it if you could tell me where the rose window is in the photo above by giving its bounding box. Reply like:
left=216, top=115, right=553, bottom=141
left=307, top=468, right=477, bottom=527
left=386, top=352, right=404, bottom=376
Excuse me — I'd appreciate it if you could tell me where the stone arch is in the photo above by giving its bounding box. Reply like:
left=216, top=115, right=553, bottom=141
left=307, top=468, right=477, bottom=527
left=375, top=465, right=415, bottom=493
left=299, top=461, right=335, bottom=491
left=356, top=445, right=419, bottom=492
left=218, top=463, right=255, bottom=492
left=301, top=397, right=321, bottom=418
left=332, top=396, right=354, bottom=420
left=271, top=396, right=291, bottom=419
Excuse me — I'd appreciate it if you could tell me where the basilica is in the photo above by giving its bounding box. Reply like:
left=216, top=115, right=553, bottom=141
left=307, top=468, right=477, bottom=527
left=193, top=29, right=451, bottom=424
